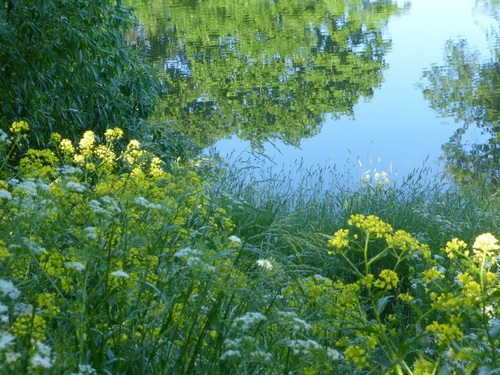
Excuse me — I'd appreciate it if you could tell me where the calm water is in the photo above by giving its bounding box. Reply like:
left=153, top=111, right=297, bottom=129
left=130, top=0, right=499, bottom=183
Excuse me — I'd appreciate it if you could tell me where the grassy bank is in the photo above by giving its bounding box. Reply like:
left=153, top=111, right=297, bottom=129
left=1, top=124, right=500, bottom=374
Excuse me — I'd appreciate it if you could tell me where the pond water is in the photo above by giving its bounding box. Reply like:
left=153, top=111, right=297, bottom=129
left=130, top=0, right=500, bottom=184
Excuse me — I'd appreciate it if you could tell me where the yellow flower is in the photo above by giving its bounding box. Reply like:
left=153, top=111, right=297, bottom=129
left=327, top=228, right=349, bottom=252
left=78, top=131, right=95, bottom=156
left=60, top=139, right=75, bottom=155
left=374, top=269, right=399, bottom=290
left=473, top=233, right=499, bottom=264
left=344, top=345, right=368, bottom=369
left=12, top=314, right=47, bottom=342
left=444, top=238, right=468, bottom=259
left=412, top=357, right=436, bottom=375
left=10, top=121, right=29, bottom=133
left=104, top=127, right=124, bottom=142
left=0, top=240, right=11, bottom=261
left=348, top=214, right=393, bottom=238
left=150, top=157, right=164, bottom=177
left=385, top=230, right=420, bottom=251
left=398, top=293, right=414, bottom=302
left=127, top=139, right=141, bottom=150
left=73, top=154, right=85, bottom=165
left=426, top=321, right=462, bottom=345
left=422, top=268, right=444, bottom=284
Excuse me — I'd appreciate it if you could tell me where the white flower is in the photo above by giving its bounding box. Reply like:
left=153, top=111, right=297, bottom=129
left=13, top=303, right=33, bottom=316
left=327, top=347, right=343, bottom=361
left=70, top=364, right=97, bottom=375
left=66, top=181, right=86, bottom=193
left=0, top=279, right=21, bottom=299
left=5, top=352, right=21, bottom=364
left=0, top=129, right=11, bottom=144
left=110, top=270, right=129, bottom=279
left=174, top=247, right=202, bottom=258
left=256, top=259, right=273, bottom=271
left=134, top=196, right=149, bottom=207
left=288, top=339, right=322, bottom=355
left=0, top=190, right=12, bottom=200
left=16, top=179, right=38, bottom=196
left=0, top=302, right=8, bottom=324
left=0, top=333, right=15, bottom=350
left=22, top=237, right=45, bottom=254
left=35, top=342, right=52, bottom=357
left=228, top=235, right=241, bottom=244
left=84, top=227, right=97, bottom=240
left=30, top=343, right=55, bottom=369
left=56, top=166, right=82, bottom=176
left=31, top=353, right=54, bottom=369
left=220, top=350, right=241, bottom=360
left=374, top=171, right=389, bottom=185
left=88, top=200, right=106, bottom=214
left=290, top=317, right=312, bottom=332
left=232, top=312, right=267, bottom=331
left=64, top=262, right=86, bottom=272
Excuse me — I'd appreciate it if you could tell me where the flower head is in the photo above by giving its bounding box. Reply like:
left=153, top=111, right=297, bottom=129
left=60, top=139, right=75, bottom=155
left=10, top=121, right=29, bottom=134
left=78, top=131, right=95, bottom=156
left=104, top=127, right=124, bottom=142
left=256, top=259, right=273, bottom=271
left=110, top=270, right=129, bottom=279
left=0, top=279, right=21, bottom=299
left=473, top=233, right=499, bottom=264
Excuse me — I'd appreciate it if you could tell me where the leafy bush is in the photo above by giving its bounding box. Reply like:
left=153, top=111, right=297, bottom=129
left=0, top=0, right=160, bottom=147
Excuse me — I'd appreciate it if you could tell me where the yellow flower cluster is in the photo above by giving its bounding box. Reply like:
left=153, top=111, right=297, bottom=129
left=374, top=269, right=399, bottom=290
left=444, top=238, right=469, bottom=259
left=426, top=320, right=463, bottom=346
left=104, top=127, right=124, bottom=142
left=12, top=314, right=47, bottom=342
left=78, top=130, right=95, bottom=157
left=385, top=229, right=420, bottom=251
left=0, top=239, right=10, bottom=261
left=456, top=272, right=482, bottom=302
left=327, top=228, right=349, bottom=253
left=60, top=139, right=75, bottom=155
left=412, top=357, right=436, bottom=375
left=348, top=214, right=393, bottom=238
left=421, top=268, right=444, bottom=284
left=10, top=120, right=29, bottom=134
left=344, top=345, right=368, bottom=369
left=472, top=232, right=499, bottom=265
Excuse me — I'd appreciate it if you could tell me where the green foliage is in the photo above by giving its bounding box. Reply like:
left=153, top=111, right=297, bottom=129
left=0, top=0, right=160, bottom=147
left=128, top=0, right=402, bottom=148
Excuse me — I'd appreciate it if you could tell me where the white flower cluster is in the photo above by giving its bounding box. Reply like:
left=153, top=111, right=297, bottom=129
left=31, top=342, right=55, bottom=370
left=0, top=189, right=12, bottom=200
left=0, top=279, right=21, bottom=299
left=133, top=196, right=164, bottom=210
left=0, top=129, right=11, bottom=145
left=65, top=262, right=86, bottom=272
left=66, top=181, right=86, bottom=193
left=110, top=270, right=130, bottom=279
left=0, top=333, right=15, bottom=350
left=232, top=312, right=267, bottom=332
left=70, top=364, right=97, bottom=375
left=256, top=259, right=273, bottom=271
